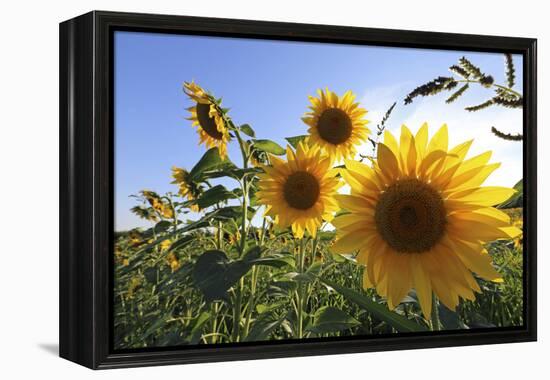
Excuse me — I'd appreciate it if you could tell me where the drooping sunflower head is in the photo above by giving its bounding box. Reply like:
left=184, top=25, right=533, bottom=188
left=257, top=142, right=341, bottom=239
left=184, top=81, right=231, bottom=159
left=302, top=88, right=370, bottom=162
left=130, top=205, right=159, bottom=222
left=141, top=190, right=174, bottom=219
left=331, top=123, right=521, bottom=318
left=171, top=166, right=200, bottom=212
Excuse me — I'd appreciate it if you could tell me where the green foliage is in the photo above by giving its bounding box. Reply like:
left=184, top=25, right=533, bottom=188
left=307, top=306, right=360, bottom=334
left=239, top=124, right=256, bottom=138
left=196, top=185, right=238, bottom=209
left=189, top=147, right=224, bottom=181
left=320, top=278, right=427, bottom=333
left=253, top=139, right=286, bottom=155
left=285, top=135, right=308, bottom=149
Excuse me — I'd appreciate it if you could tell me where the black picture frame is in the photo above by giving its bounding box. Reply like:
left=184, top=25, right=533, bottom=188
left=59, top=10, right=537, bottom=369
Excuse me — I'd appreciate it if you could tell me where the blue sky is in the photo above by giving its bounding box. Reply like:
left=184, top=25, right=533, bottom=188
left=114, top=31, right=523, bottom=231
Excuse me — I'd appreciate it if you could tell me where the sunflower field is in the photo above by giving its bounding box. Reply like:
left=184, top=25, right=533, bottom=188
left=114, top=73, right=524, bottom=349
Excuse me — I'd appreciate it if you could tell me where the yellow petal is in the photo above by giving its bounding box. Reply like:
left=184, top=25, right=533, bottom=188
left=377, top=143, right=399, bottom=183
left=331, top=232, right=367, bottom=254
left=399, top=125, right=417, bottom=176
left=384, top=130, right=399, bottom=157
left=447, top=162, right=500, bottom=191
left=334, top=194, right=375, bottom=212
left=411, top=255, right=432, bottom=318
left=415, top=123, right=429, bottom=160
left=362, top=268, right=373, bottom=289
left=448, top=220, right=515, bottom=241
left=449, top=186, right=516, bottom=206
left=445, top=237, right=502, bottom=282
left=426, top=124, right=448, bottom=155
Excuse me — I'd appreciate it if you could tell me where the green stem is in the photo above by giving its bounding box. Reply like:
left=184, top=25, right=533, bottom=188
left=217, top=220, right=224, bottom=250
left=232, top=279, right=243, bottom=342
left=296, top=238, right=306, bottom=339
left=211, top=302, right=219, bottom=344
left=431, top=295, right=442, bottom=331
left=232, top=128, right=251, bottom=342
left=243, top=265, right=259, bottom=336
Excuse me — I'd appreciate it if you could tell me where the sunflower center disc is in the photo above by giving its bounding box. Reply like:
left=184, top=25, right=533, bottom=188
left=317, top=108, right=353, bottom=145
left=374, top=179, right=446, bottom=253
left=283, top=171, right=320, bottom=210
left=196, top=102, right=223, bottom=140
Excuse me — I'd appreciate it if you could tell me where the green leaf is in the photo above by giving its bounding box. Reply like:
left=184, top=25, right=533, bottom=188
left=189, top=148, right=223, bottom=180
left=242, top=245, right=263, bottom=262
left=437, top=304, right=467, bottom=330
left=498, top=179, right=523, bottom=209
left=268, top=280, right=298, bottom=297
left=283, top=272, right=314, bottom=283
left=143, top=267, right=158, bottom=284
left=306, top=306, right=360, bottom=334
left=196, top=185, right=238, bottom=209
left=285, top=135, right=308, bottom=149
left=200, top=162, right=238, bottom=180
left=192, top=249, right=258, bottom=301
left=168, top=235, right=195, bottom=251
left=154, top=220, right=173, bottom=232
left=230, top=167, right=262, bottom=180
left=256, top=302, right=286, bottom=314
left=248, top=254, right=295, bottom=269
left=192, top=250, right=232, bottom=301
left=190, top=311, right=212, bottom=344
left=253, top=139, right=286, bottom=155
left=320, top=278, right=427, bottom=332
left=244, top=314, right=285, bottom=342
left=239, top=124, right=256, bottom=138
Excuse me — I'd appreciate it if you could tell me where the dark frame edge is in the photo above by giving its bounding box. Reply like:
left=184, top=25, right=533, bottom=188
left=59, top=11, right=97, bottom=369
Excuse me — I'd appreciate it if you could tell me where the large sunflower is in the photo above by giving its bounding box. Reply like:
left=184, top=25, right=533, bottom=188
left=302, top=88, right=370, bottom=162
left=331, top=123, right=521, bottom=318
left=184, top=81, right=231, bottom=158
left=257, top=142, right=341, bottom=239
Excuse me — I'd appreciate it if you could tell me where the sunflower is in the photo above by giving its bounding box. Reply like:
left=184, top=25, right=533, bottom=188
left=184, top=81, right=231, bottom=158
left=166, top=252, right=181, bottom=272
left=331, top=123, right=522, bottom=318
left=160, top=239, right=172, bottom=252
left=257, top=142, right=341, bottom=239
left=302, top=88, right=370, bottom=162
left=142, top=190, right=174, bottom=219
left=171, top=166, right=200, bottom=212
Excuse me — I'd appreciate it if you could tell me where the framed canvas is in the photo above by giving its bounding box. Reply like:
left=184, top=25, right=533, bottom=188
left=59, top=11, right=537, bottom=369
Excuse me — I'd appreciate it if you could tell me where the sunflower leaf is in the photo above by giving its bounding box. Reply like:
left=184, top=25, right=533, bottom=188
left=319, top=278, right=427, bottom=332
left=253, top=139, right=286, bottom=155
left=189, top=148, right=224, bottom=180
left=244, top=313, right=285, bottom=342
left=285, top=135, right=308, bottom=149
left=196, top=185, right=238, bottom=209
left=239, top=124, right=256, bottom=138
left=306, top=306, right=360, bottom=334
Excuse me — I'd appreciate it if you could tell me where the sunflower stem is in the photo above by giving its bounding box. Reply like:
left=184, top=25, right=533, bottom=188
left=297, top=238, right=306, bottom=338
left=232, top=277, right=244, bottom=342
left=431, top=295, right=442, bottom=331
